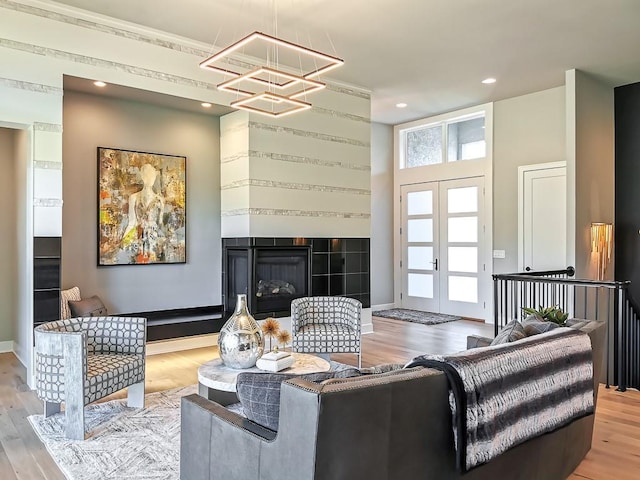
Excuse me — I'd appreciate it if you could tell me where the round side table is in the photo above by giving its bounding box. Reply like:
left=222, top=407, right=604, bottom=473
left=197, top=352, right=330, bottom=403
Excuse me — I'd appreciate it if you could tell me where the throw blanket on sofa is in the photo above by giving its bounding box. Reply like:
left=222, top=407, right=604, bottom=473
left=407, top=328, right=594, bottom=472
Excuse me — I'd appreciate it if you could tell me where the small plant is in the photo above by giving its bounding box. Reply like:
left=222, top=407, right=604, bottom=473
left=276, top=330, right=291, bottom=350
left=261, top=318, right=281, bottom=352
left=522, top=305, right=569, bottom=326
left=260, top=318, right=292, bottom=353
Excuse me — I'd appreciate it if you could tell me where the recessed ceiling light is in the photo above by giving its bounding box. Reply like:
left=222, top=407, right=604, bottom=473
left=481, top=77, right=496, bottom=84
left=396, top=102, right=408, bottom=108
left=201, top=102, right=212, bottom=108
left=93, top=81, right=107, bottom=87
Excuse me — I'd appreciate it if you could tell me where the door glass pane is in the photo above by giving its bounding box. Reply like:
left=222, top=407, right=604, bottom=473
left=448, top=217, right=477, bottom=242
left=408, top=273, right=433, bottom=298
left=405, top=126, right=442, bottom=168
left=448, top=276, right=478, bottom=303
left=408, top=246, right=433, bottom=270
left=407, top=191, right=433, bottom=215
left=408, top=219, right=433, bottom=242
left=447, top=116, right=486, bottom=161
left=448, top=187, right=478, bottom=213
left=448, top=247, right=478, bottom=273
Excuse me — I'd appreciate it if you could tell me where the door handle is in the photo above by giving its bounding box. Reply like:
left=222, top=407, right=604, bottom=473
left=431, top=259, right=438, bottom=271
left=525, top=266, right=531, bottom=271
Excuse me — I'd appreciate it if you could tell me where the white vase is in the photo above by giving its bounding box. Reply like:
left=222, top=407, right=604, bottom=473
left=218, top=294, right=264, bottom=369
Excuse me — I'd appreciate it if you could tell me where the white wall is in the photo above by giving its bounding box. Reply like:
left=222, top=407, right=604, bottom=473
left=370, top=122, right=394, bottom=306
left=62, top=91, right=221, bottom=313
left=220, top=93, right=371, bottom=238
left=492, top=86, right=566, bottom=273
left=566, top=70, right=615, bottom=279
left=0, top=128, right=17, bottom=347
left=13, top=128, right=32, bottom=367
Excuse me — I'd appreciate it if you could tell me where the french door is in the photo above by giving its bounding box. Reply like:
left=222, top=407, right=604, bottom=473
left=401, top=177, right=486, bottom=318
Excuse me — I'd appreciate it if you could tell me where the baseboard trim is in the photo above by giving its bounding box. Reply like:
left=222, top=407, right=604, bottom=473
left=146, top=333, right=218, bottom=356
left=371, top=303, right=395, bottom=311
left=0, top=340, right=14, bottom=354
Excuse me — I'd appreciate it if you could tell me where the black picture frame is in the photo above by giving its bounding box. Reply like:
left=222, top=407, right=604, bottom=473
left=97, top=147, right=187, bottom=266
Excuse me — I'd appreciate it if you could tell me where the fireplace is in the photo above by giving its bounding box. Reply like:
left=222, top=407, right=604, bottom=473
left=224, top=245, right=311, bottom=319
left=222, top=237, right=371, bottom=319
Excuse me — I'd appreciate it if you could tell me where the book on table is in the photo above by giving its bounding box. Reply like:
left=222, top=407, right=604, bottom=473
left=256, top=351, right=294, bottom=372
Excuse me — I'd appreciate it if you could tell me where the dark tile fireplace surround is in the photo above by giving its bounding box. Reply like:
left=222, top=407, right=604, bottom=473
left=222, top=237, right=370, bottom=319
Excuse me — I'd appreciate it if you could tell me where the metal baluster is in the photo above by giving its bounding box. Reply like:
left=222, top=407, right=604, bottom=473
left=606, top=291, right=611, bottom=388
left=493, top=275, right=500, bottom=331
left=616, top=287, right=626, bottom=392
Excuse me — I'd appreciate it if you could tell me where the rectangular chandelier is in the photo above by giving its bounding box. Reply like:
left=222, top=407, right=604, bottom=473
left=200, top=31, right=343, bottom=117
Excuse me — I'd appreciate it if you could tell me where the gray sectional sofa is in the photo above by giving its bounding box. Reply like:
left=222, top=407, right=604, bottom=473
left=180, top=320, right=605, bottom=480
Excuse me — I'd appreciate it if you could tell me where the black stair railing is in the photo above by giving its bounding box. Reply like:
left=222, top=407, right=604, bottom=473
left=493, top=267, right=639, bottom=392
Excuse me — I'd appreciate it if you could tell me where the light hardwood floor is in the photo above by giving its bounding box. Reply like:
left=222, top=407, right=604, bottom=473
left=0, top=317, right=638, bottom=479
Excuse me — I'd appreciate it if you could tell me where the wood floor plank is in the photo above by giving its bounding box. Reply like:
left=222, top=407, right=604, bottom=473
left=0, top=442, right=19, bottom=480
left=0, top=319, right=638, bottom=479
left=0, top=406, right=47, bottom=480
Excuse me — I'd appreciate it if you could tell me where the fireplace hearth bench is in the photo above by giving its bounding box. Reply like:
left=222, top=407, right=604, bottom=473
left=180, top=320, right=604, bottom=480
left=122, top=305, right=224, bottom=341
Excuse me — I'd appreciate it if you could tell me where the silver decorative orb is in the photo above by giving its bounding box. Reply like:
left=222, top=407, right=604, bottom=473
left=218, top=294, right=264, bottom=369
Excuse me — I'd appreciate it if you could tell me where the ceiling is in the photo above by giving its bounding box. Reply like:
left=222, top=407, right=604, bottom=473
left=53, top=0, right=640, bottom=124
left=63, top=75, right=234, bottom=117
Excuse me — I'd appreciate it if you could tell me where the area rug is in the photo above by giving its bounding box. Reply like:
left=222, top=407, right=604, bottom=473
left=372, top=308, right=461, bottom=325
left=28, top=385, right=198, bottom=480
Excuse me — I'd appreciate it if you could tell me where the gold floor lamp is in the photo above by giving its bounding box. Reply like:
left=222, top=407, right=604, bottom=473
left=591, top=222, right=613, bottom=281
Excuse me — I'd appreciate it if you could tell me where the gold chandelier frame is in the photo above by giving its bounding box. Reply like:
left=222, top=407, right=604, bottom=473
left=200, top=31, right=343, bottom=117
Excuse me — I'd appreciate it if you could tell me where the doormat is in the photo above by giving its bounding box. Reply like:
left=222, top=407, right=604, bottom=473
left=372, top=308, right=461, bottom=325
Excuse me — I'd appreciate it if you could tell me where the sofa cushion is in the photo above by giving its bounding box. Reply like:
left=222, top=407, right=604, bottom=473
left=60, top=286, right=81, bottom=320
left=69, top=295, right=107, bottom=317
left=490, top=319, right=526, bottom=345
left=237, top=368, right=361, bottom=431
left=522, top=314, right=560, bottom=336
left=359, top=363, right=404, bottom=375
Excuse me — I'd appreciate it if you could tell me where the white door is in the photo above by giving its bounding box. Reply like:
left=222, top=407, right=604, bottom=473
left=519, top=163, right=567, bottom=272
left=401, top=177, right=486, bottom=318
left=439, top=178, right=486, bottom=318
left=401, top=183, right=440, bottom=312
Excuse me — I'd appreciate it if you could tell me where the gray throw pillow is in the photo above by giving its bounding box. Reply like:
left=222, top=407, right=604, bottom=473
left=236, top=369, right=361, bottom=431
left=68, top=295, right=107, bottom=317
left=490, top=319, right=526, bottom=345
left=521, top=315, right=560, bottom=336
left=566, top=318, right=589, bottom=330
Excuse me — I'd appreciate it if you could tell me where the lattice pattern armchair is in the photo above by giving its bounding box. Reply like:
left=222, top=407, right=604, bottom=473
left=291, top=296, right=362, bottom=368
left=34, top=316, right=146, bottom=440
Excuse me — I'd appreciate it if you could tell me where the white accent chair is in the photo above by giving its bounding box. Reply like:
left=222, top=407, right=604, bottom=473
left=34, top=316, right=146, bottom=440
left=291, top=296, right=362, bottom=368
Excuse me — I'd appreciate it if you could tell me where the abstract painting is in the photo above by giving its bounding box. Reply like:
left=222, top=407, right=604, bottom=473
left=98, top=147, right=186, bottom=265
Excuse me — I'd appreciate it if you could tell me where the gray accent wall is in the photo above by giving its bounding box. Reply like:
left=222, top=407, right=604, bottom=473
left=566, top=70, right=614, bottom=279
left=492, top=86, right=566, bottom=273
left=0, top=127, right=17, bottom=343
left=62, top=91, right=221, bottom=313
left=370, top=122, right=394, bottom=305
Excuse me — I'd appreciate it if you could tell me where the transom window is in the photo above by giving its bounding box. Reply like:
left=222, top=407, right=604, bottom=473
left=400, top=113, right=486, bottom=169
